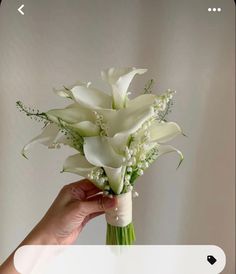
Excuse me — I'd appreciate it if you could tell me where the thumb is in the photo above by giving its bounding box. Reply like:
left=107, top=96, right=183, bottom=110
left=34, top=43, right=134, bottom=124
left=79, top=196, right=117, bottom=215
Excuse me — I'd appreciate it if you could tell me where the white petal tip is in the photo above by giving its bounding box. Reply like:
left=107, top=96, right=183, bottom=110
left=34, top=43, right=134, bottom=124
left=21, top=149, right=28, bottom=159
left=176, top=155, right=184, bottom=169
left=22, top=153, right=28, bottom=160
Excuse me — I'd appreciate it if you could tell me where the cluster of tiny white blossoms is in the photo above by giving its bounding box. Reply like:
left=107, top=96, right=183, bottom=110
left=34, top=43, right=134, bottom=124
left=85, top=88, right=176, bottom=197
left=154, top=89, right=175, bottom=120
left=93, top=111, right=108, bottom=136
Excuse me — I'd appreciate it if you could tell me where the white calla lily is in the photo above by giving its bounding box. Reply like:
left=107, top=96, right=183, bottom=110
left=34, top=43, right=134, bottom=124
left=99, top=101, right=155, bottom=137
left=108, top=133, right=131, bottom=155
left=53, top=81, right=84, bottom=99
left=46, top=103, right=94, bottom=124
left=22, top=123, right=60, bottom=158
left=149, top=121, right=182, bottom=143
left=104, top=166, right=125, bottom=194
left=126, top=94, right=156, bottom=109
left=70, top=85, right=112, bottom=109
left=62, top=153, right=106, bottom=189
left=62, top=153, right=95, bottom=176
left=53, top=88, right=72, bottom=99
left=83, top=136, right=124, bottom=168
left=54, top=82, right=112, bottom=109
left=101, top=67, right=147, bottom=109
left=67, top=121, right=100, bottom=137
left=156, top=144, right=184, bottom=168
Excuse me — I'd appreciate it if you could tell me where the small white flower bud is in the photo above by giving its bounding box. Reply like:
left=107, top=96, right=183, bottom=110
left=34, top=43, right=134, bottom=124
left=127, top=185, right=133, bottom=191
left=127, top=167, right=132, bottom=172
left=127, top=153, right=131, bottom=160
left=142, top=161, right=149, bottom=169
left=100, top=124, right=106, bottom=129
left=130, top=157, right=136, bottom=165
left=140, top=154, right=146, bottom=161
left=137, top=162, right=142, bottom=168
left=125, top=174, right=131, bottom=181
left=133, top=191, right=139, bottom=198
left=125, top=180, right=129, bottom=186
left=137, top=169, right=144, bottom=176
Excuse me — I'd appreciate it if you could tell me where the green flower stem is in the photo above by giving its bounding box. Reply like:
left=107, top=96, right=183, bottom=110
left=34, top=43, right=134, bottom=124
left=106, top=223, right=136, bottom=245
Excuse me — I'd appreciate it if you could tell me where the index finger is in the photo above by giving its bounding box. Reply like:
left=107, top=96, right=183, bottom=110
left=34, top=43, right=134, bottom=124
left=70, top=179, right=102, bottom=197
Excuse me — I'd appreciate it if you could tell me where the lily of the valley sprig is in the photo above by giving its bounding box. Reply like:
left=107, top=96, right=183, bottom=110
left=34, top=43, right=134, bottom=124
left=16, top=67, right=184, bottom=196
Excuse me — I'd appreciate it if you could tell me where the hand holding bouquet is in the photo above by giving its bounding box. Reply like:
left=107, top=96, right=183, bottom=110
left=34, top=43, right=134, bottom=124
left=17, top=67, right=183, bottom=245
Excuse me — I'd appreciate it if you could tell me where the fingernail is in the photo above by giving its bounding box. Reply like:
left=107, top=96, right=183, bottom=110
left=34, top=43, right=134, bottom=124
left=103, top=197, right=116, bottom=209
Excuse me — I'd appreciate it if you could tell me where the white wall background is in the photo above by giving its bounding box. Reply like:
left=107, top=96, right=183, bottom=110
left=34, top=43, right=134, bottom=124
left=0, top=0, right=235, bottom=273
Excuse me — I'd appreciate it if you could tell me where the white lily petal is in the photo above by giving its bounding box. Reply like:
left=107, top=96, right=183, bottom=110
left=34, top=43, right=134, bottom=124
left=108, top=133, right=130, bottom=155
left=63, top=153, right=105, bottom=189
left=149, top=121, right=182, bottom=143
left=104, top=166, right=125, bottom=194
left=46, top=104, right=94, bottom=124
left=126, top=94, right=156, bottom=109
left=53, top=88, right=72, bottom=98
left=70, top=85, right=112, bottom=109
left=63, top=153, right=95, bottom=175
left=55, top=134, right=74, bottom=147
left=67, top=121, right=100, bottom=137
left=103, top=103, right=155, bottom=136
left=22, top=123, right=59, bottom=158
left=83, top=136, right=123, bottom=168
left=156, top=144, right=184, bottom=168
left=53, top=81, right=85, bottom=99
left=101, top=67, right=147, bottom=109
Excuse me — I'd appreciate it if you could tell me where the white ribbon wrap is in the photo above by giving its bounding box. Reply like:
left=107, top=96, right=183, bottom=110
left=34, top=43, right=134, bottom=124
left=105, top=191, right=132, bottom=227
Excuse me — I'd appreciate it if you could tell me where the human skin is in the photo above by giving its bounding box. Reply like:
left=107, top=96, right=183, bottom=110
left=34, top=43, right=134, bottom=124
left=0, top=179, right=117, bottom=274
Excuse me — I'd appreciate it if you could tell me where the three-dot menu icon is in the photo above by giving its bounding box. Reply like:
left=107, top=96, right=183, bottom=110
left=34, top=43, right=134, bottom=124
left=208, top=8, right=222, bottom=12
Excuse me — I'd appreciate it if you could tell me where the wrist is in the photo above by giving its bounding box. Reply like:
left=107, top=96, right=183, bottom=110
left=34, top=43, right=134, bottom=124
left=21, top=224, right=59, bottom=246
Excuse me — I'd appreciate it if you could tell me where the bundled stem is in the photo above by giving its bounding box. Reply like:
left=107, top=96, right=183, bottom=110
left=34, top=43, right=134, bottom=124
left=106, top=223, right=136, bottom=245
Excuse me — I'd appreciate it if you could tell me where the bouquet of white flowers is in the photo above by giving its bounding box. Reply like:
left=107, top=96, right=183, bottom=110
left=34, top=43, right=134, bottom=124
left=17, top=67, right=183, bottom=245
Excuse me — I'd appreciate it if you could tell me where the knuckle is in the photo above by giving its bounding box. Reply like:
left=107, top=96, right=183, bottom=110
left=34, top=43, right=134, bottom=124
left=59, top=184, right=72, bottom=197
left=61, top=183, right=72, bottom=192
